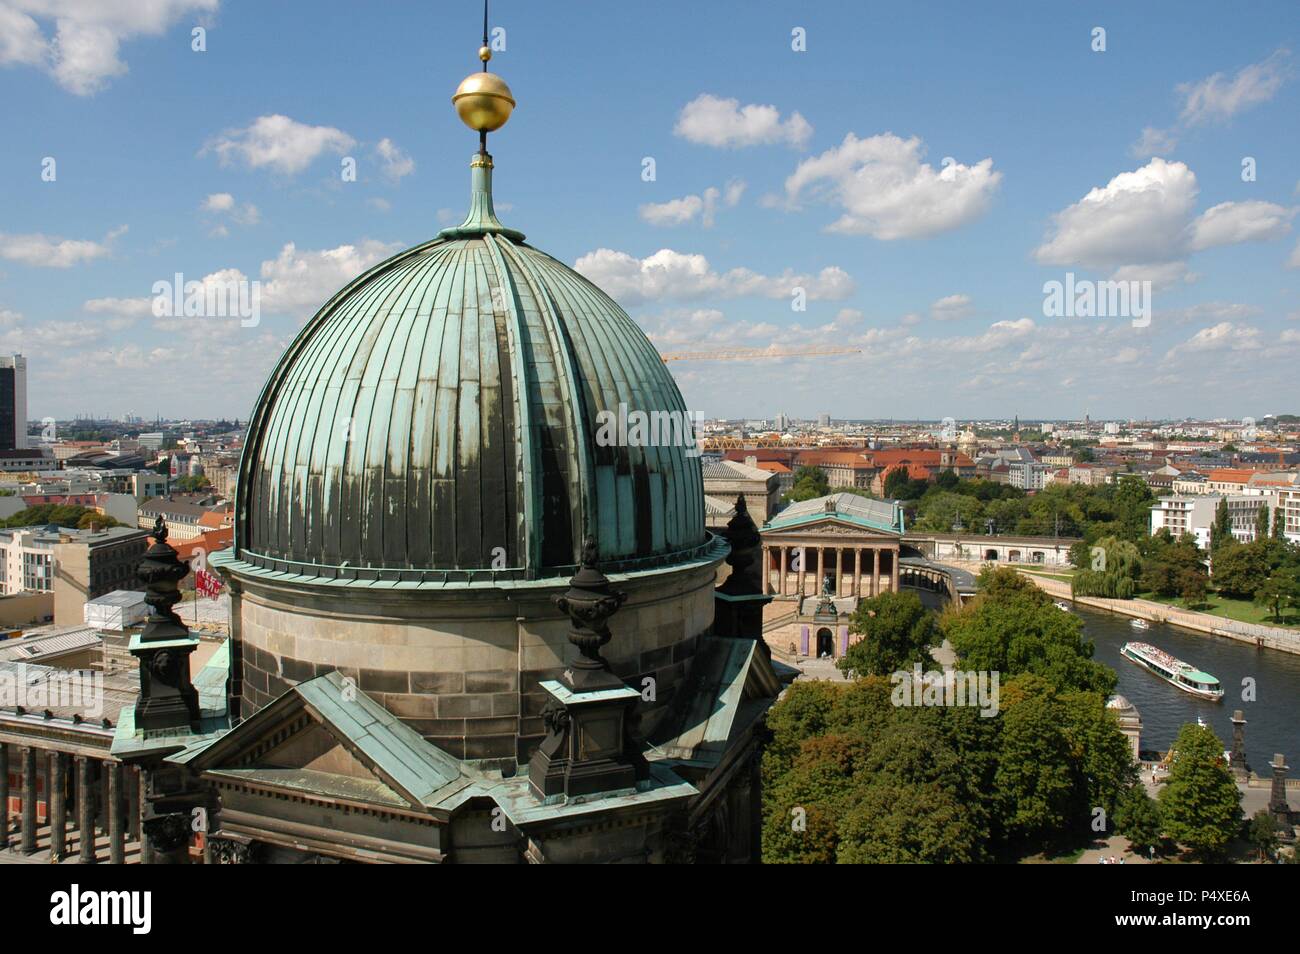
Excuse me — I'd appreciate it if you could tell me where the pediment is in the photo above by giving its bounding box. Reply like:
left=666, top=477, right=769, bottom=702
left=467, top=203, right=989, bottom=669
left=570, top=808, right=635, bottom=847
left=769, top=519, right=897, bottom=539
left=190, top=672, right=465, bottom=810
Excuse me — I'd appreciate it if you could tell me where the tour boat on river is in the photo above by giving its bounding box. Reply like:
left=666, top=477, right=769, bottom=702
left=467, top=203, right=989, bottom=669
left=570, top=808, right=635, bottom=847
left=1120, top=641, right=1224, bottom=701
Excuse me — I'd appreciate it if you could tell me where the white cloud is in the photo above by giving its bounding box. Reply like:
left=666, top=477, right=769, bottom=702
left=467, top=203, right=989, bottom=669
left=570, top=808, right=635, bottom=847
left=640, top=195, right=706, bottom=227
left=1189, top=200, right=1294, bottom=251
left=0, top=224, right=125, bottom=268
left=1035, top=159, right=1198, bottom=268
left=202, top=192, right=234, bottom=212
left=0, top=1, right=218, bottom=95
left=1287, top=240, right=1300, bottom=270
left=1130, top=126, right=1178, bottom=159
left=931, top=293, right=972, bottom=320
left=673, top=93, right=812, bottom=149
left=1167, top=321, right=1263, bottom=357
left=204, top=114, right=356, bottom=175
left=574, top=247, right=853, bottom=307
left=779, top=133, right=1000, bottom=239
left=200, top=192, right=259, bottom=232
left=374, top=137, right=414, bottom=182
left=1280, top=328, right=1300, bottom=344
left=1110, top=262, right=1197, bottom=290
left=639, top=180, right=745, bottom=228
left=1178, top=50, right=1291, bottom=126
left=259, top=239, right=403, bottom=318
left=1038, top=159, right=1297, bottom=272
left=84, top=295, right=152, bottom=318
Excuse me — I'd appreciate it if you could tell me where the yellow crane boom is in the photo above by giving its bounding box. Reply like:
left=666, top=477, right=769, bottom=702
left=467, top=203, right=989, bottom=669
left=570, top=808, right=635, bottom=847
left=659, top=346, right=861, bottom=363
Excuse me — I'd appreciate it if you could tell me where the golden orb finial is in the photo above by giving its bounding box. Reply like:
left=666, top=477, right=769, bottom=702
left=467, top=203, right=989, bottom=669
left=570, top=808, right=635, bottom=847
left=453, top=69, right=515, bottom=133
left=479, top=45, right=492, bottom=63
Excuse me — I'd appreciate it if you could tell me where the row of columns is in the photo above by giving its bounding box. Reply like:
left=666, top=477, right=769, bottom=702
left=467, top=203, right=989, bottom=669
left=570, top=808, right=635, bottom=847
left=761, top=544, right=898, bottom=598
left=1, top=743, right=139, bottom=863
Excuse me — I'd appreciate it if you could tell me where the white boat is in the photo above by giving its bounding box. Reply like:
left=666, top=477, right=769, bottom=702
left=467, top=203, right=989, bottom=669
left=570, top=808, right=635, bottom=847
left=1121, top=641, right=1224, bottom=701
left=1129, top=618, right=1150, bottom=631
left=1054, top=601, right=1072, bottom=612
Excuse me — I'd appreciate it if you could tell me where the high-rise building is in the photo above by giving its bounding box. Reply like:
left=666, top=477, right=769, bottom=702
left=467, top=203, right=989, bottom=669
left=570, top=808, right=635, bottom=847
left=0, top=354, right=28, bottom=451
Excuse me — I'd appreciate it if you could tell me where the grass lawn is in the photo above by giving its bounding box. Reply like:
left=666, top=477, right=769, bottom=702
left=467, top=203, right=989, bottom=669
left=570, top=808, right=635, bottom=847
left=1016, top=567, right=1075, bottom=583
left=1142, top=590, right=1300, bottom=629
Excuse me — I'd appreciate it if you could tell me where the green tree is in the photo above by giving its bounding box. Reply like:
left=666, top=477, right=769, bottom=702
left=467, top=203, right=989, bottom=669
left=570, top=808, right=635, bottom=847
left=1253, top=567, right=1300, bottom=622
left=1059, top=691, right=1137, bottom=816
left=785, top=465, right=829, bottom=502
left=1212, top=542, right=1271, bottom=600
left=1210, top=498, right=1233, bottom=553
left=1274, top=505, right=1288, bottom=541
left=839, top=591, right=935, bottom=677
left=1255, top=503, right=1272, bottom=541
left=946, top=568, right=1116, bottom=696
left=1179, top=569, right=1209, bottom=608
left=1112, top=476, right=1155, bottom=542
left=837, top=781, right=981, bottom=863
left=2, top=504, right=120, bottom=530
left=1114, top=784, right=1162, bottom=853
left=1248, top=809, right=1278, bottom=862
left=174, top=474, right=211, bottom=492
left=883, top=467, right=925, bottom=504
left=1140, top=533, right=1206, bottom=598
left=762, top=733, right=867, bottom=863
left=993, top=677, right=1077, bottom=844
left=1158, top=723, right=1243, bottom=859
left=1072, top=535, right=1142, bottom=599
left=915, top=490, right=985, bottom=533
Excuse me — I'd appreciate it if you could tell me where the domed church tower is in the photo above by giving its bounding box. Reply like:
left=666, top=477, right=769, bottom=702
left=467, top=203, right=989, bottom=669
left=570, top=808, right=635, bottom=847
left=217, top=54, right=719, bottom=766
left=167, top=13, right=788, bottom=864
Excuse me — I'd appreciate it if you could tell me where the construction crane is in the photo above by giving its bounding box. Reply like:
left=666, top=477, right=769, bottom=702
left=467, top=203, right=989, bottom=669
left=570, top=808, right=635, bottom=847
left=659, top=346, right=861, bottom=363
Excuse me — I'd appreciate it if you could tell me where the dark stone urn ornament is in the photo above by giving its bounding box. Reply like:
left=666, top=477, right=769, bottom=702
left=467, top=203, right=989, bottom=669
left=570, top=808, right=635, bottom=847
left=712, top=494, right=774, bottom=644
left=553, top=536, right=627, bottom=691
left=130, top=516, right=201, bottom=731
left=528, top=534, right=648, bottom=801
left=138, top=515, right=192, bottom=642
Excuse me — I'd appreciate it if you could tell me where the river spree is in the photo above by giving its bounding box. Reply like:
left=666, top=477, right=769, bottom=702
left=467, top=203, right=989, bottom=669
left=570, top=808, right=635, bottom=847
left=1075, top=604, right=1300, bottom=769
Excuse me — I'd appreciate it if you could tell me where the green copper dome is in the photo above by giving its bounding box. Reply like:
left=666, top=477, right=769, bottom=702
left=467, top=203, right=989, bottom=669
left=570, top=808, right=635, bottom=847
left=233, top=154, right=709, bottom=583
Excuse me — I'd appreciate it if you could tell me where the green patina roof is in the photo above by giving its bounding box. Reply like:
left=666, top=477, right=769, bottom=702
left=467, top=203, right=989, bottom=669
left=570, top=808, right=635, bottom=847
left=649, top=636, right=783, bottom=767
left=764, top=492, right=905, bottom=535
left=234, top=154, right=708, bottom=585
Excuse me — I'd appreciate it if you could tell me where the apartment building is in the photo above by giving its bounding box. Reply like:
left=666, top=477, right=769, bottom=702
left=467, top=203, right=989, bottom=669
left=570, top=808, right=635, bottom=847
left=1150, top=493, right=1277, bottom=549
left=0, top=524, right=151, bottom=625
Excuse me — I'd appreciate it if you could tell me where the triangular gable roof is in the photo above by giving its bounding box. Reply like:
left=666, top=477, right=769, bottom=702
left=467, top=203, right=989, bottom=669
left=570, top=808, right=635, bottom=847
left=651, top=637, right=782, bottom=767
left=188, top=670, right=468, bottom=811
left=764, top=492, right=903, bottom=535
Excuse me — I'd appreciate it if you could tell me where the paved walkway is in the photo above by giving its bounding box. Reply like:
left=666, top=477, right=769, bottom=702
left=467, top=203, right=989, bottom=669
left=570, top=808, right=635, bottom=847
left=1078, top=833, right=1156, bottom=865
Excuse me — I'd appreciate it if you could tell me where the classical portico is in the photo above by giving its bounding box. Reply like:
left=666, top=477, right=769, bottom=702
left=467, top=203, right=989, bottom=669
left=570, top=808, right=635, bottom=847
left=760, top=493, right=905, bottom=601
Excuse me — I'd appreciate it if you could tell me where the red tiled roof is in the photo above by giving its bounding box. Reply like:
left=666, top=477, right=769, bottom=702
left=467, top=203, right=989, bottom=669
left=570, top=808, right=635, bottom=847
left=1207, top=468, right=1256, bottom=484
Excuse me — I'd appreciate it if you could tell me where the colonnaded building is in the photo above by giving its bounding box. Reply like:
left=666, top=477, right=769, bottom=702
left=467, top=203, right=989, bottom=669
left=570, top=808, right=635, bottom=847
left=755, top=493, right=985, bottom=661
left=1, top=42, right=791, bottom=865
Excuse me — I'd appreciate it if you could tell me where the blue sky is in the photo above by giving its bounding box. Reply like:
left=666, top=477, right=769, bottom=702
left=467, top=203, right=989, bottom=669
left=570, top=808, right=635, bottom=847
left=1, top=0, right=1298, bottom=422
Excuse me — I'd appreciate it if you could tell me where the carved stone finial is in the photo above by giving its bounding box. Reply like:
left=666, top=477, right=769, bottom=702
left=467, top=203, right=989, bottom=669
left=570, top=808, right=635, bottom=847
left=553, top=535, right=627, bottom=690
left=137, top=516, right=190, bottom=642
